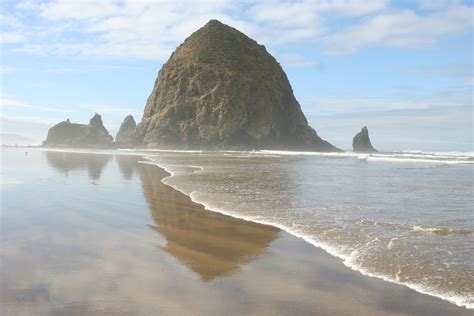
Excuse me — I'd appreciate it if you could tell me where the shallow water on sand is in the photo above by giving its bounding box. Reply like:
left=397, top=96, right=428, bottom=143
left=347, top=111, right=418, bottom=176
left=0, top=149, right=278, bottom=314
left=0, top=148, right=472, bottom=315
left=143, top=149, right=474, bottom=309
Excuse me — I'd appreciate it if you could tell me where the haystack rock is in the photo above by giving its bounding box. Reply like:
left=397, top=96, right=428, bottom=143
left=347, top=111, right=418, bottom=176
left=133, top=19, right=340, bottom=151
left=115, top=115, right=137, bottom=148
left=353, top=126, right=377, bottom=153
left=43, top=113, right=113, bottom=148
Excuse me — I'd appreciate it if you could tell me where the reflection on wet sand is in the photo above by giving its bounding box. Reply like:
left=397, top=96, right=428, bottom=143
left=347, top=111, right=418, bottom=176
left=45, top=151, right=111, bottom=180
left=2, top=149, right=472, bottom=315
left=138, top=162, right=280, bottom=280
left=115, top=155, right=138, bottom=180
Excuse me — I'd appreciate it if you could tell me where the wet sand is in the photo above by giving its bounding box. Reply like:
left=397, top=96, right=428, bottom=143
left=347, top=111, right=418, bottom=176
left=0, top=149, right=471, bottom=315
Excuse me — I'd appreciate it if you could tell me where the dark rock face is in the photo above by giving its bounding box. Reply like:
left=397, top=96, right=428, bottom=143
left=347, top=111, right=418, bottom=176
left=43, top=113, right=113, bottom=148
left=353, top=126, right=377, bottom=153
left=134, top=19, right=340, bottom=152
left=115, top=115, right=137, bottom=148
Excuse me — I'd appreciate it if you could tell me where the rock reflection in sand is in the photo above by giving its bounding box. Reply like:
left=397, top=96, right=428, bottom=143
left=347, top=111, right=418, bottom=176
left=46, top=151, right=279, bottom=281
left=45, top=151, right=111, bottom=180
left=139, top=161, right=280, bottom=280
left=115, top=155, right=138, bottom=180
left=1, top=149, right=471, bottom=315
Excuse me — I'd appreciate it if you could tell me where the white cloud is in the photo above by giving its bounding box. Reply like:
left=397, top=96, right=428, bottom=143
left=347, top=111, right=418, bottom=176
left=246, top=1, right=322, bottom=30
left=0, top=14, right=21, bottom=28
left=0, top=31, right=26, bottom=43
left=386, top=61, right=473, bottom=79
left=0, top=114, right=58, bottom=126
left=0, top=98, right=72, bottom=113
left=39, top=0, right=122, bottom=21
left=417, top=0, right=454, bottom=10
left=308, top=88, right=472, bottom=115
left=385, top=61, right=474, bottom=87
left=325, top=4, right=473, bottom=55
left=1, top=0, right=389, bottom=60
left=16, top=1, right=41, bottom=11
left=1, top=1, right=472, bottom=59
left=278, top=53, right=318, bottom=68
left=0, top=99, right=28, bottom=108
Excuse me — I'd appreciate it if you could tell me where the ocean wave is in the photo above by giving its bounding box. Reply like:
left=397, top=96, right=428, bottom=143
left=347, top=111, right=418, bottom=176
left=258, top=150, right=361, bottom=157
left=402, top=150, right=474, bottom=158
left=412, top=225, right=474, bottom=236
left=37, top=148, right=473, bottom=307
left=140, top=157, right=474, bottom=309
left=366, top=156, right=473, bottom=165
left=252, top=150, right=474, bottom=165
left=353, top=219, right=474, bottom=237
left=44, top=148, right=474, bottom=165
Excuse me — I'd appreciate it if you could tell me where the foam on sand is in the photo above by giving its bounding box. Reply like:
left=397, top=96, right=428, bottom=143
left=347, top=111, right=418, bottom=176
left=141, top=157, right=474, bottom=310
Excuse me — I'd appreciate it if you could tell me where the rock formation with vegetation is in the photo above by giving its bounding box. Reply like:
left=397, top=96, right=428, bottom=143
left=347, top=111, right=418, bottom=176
left=133, top=20, right=340, bottom=151
left=43, top=113, right=113, bottom=148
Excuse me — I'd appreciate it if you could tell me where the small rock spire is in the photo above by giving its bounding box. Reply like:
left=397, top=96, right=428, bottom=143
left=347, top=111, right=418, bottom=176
left=353, top=126, right=377, bottom=153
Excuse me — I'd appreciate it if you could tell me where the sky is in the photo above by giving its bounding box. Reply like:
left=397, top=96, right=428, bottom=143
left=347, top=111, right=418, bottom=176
left=1, top=0, right=473, bottom=151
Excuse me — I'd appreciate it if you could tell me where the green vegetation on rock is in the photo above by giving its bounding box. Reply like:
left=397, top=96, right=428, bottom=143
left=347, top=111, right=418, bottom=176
left=133, top=20, right=340, bottom=151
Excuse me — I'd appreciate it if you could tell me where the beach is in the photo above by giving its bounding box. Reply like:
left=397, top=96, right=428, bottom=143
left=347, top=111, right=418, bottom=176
left=0, top=148, right=471, bottom=315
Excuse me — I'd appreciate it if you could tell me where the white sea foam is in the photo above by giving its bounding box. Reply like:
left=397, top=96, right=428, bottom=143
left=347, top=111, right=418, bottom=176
left=139, top=157, right=473, bottom=309
left=250, top=149, right=474, bottom=165
left=402, top=150, right=474, bottom=158
left=42, top=147, right=474, bottom=165
left=36, top=148, right=473, bottom=308
left=412, top=225, right=473, bottom=236
left=258, top=150, right=361, bottom=157
left=366, top=156, right=474, bottom=164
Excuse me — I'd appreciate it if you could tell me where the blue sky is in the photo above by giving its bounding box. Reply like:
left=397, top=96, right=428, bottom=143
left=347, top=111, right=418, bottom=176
left=1, top=0, right=473, bottom=150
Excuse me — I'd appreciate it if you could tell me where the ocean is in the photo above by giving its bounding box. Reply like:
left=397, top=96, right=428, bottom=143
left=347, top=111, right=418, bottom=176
left=1, top=147, right=473, bottom=311
left=140, top=149, right=474, bottom=308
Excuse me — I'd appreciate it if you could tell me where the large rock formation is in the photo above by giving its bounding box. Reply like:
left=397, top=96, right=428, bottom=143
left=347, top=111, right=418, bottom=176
left=115, top=115, right=137, bottom=148
left=353, top=126, right=377, bottom=153
left=133, top=19, right=340, bottom=151
left=43, top=113, right=113, bottom=148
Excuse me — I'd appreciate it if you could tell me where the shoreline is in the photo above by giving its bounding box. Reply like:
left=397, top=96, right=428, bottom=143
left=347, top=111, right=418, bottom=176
left=31, top=148, right=472, bottom=312
left=140, top=157, right=472, bottom=311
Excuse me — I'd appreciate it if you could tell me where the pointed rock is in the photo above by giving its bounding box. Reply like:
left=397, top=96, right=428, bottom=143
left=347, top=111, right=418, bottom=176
left=353, top=126, right=377, bottom=153
left=115, top=115, right=137, bottom=148
left=42, top=114, right=113, bottom=148
left=133, top=19, right=340, bottom=151
left=89, top=113, right=108, bottom=132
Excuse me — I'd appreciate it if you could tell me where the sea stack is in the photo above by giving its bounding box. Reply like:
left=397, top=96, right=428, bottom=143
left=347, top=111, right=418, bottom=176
left=352, top=126, right=377, bottom=153
left=115, top=115, right=137, bottom=148
left=133, top=19, right=340, bottom=151
left=43, top=113, right=113, bottom=148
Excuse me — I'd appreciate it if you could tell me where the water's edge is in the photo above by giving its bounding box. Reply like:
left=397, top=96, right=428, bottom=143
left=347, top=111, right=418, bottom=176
left=138, top=157, right=472, bottom=310
left=38, top=148, right=472, bottom=309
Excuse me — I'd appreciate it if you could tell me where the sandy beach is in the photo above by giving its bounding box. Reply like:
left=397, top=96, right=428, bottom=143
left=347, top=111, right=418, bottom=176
left=0, top=149, right=471, bottom=315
